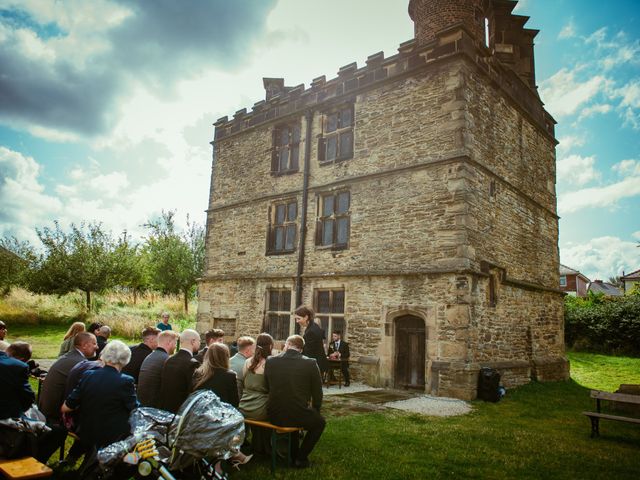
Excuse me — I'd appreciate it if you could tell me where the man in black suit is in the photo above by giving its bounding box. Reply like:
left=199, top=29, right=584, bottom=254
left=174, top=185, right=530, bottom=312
left=295, top=306, right=328, bottom=376
left=194, top=328, right=225, bottom=364
left=121, top=326, right=160, bottom=383
left=96, top=325, right=111, bottom=357
left=137, top=330, right=178, bottom=408
left=0, top=342, right=66, bottom=462
left=158, top=329, right=200, bottom=413
left=38, top=332, right=98, bottom=424
left=265, top=334, right=325, bottom=469
left=327, top=331, right=351, bottom=386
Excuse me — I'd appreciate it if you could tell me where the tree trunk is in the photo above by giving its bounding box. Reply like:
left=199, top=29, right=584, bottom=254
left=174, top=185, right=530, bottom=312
left=85, top=290, right=91, bottom=310
left=133, top=287, right=138, bottom=305
left=184, top=289, right=189, bottom=313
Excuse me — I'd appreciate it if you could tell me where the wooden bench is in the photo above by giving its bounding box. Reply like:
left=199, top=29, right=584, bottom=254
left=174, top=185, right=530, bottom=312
left=243, top=419, right=303, bottom=474
left=0, top=457, right=53, bottom=479
left=582, top=390, right=640, bottom=437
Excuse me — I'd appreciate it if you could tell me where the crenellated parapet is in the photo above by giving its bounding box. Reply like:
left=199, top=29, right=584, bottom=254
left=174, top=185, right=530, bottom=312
left=214, top=21, right=554, bottom=143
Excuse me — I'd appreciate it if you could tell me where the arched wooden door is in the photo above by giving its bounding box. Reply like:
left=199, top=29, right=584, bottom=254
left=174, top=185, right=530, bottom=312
left=394, top=315, right=426, bottom=390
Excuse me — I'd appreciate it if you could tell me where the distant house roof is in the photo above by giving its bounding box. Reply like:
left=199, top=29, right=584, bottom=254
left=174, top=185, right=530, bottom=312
left=588, top=280, right=623, bottom=296
left=559, top=264, right=590, bottom=282
left=621, top=268, right=640, bottom=281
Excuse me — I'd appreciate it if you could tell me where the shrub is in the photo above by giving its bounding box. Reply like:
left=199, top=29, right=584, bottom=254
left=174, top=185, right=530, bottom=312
left=565, top=293, right=640, bottom=356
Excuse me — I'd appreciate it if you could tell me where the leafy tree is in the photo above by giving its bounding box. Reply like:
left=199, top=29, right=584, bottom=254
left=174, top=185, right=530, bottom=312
left=30, top=222, right=118, bottom=309
left=113, top=231, right=150, bottom=304
left=0, top=237, right=34, bottom=295
left=144, top=211, right=204, bottom=313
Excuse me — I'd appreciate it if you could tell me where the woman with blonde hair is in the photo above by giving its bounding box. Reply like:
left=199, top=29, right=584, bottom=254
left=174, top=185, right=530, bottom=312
left=58, top=322, right=86, bottom=357
left=193, top=342, right=239, bottom=407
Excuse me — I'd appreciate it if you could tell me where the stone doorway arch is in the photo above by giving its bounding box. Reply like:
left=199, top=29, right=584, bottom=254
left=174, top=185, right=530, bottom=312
left=394, top=315, right=426, bottom=390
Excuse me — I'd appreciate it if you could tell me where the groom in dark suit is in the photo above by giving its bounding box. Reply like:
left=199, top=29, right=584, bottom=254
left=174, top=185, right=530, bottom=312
left=265, top=334, right=324, bottom=469
left=327, top=331, right=350, bottom=386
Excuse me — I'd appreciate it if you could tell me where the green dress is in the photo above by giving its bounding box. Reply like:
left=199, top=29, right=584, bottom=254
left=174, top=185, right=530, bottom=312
left=239, top=371, right=268, bottom=420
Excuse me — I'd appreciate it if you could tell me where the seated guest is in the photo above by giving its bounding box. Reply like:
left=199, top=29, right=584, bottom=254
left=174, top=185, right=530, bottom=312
left=62, top=358, right=103, bottom=466
left=86, top=322, right=103, bottom=360
left=327, top=331, right=351, bottom=387
left=239, top=333, right=273, bottom=455
left=0, top=342, right=66, bottom=462
left=193, top=342, right=239, bottom=407
left=121, top=326, right=160, bottom=383
left=194, top=328, right=225, bottom=364
left=62, top=340, right=139, bottom=450
left=157, top=312, right=172, bottom=331
left=229, top=336, right=255, bottom=398
left=137, top=330, right=178, bottom=408
left=38, top=332, right=98, bottom=424
left=265, top=334, right=325, bottom=469
left=96, top=325, right=111, bottom=357
left=58, top=322, right=86, bottom=357
left=158, top=329, right=201, bottom=413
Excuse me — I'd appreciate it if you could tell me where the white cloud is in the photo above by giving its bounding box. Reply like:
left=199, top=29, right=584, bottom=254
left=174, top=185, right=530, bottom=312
left=556, top=134, right=585, bottom=154
left=539, top=69, right=607, bottom=118
left=0, top=147, right=63, bottom=243
left=558, top=19, right=576, bottom=39
left=557, top=154, right=600, bottom=186
left=558, top=175, right=640, bottom=214
left=612, top=159, right=640, bottom=176
left=561, top=236, right=640, bottom=281
left=578, top=103, right=612, bottom=120
left=633, top=231, right=640, bottom=241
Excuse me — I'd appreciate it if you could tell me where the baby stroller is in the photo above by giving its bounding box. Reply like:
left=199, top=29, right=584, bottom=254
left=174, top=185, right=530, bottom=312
left=93, top=390, right=245, bottom=479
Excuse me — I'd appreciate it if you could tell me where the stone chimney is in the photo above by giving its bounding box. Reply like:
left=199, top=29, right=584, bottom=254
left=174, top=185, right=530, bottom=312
left=263, top=78, right=286, bottom=100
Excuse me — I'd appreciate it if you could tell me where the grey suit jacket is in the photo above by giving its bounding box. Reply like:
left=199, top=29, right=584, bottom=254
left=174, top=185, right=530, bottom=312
left=38, top=348, right=85, bottom=421
left=137, top=347, right=169, bottom=408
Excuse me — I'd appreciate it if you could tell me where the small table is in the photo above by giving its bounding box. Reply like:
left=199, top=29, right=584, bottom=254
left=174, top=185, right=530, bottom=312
left=325, top=359, right=349, bottom=388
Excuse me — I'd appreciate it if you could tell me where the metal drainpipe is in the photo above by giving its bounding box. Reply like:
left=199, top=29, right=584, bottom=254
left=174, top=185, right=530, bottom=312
left=295, top=110, right=314, bottom=317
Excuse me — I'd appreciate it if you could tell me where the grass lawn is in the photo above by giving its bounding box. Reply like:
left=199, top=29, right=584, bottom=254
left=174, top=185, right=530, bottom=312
left=11, top=322, right=639, bottom=479
left=9, top=323, right=138, bottom=359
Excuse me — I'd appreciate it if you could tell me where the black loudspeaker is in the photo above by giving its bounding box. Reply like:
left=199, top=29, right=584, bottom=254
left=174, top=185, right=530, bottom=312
left=477, top=367, right=501, bottom=402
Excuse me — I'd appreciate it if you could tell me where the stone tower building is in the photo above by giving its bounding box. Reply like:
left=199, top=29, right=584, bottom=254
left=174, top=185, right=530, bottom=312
left=197, top=0, right=569, bottom=399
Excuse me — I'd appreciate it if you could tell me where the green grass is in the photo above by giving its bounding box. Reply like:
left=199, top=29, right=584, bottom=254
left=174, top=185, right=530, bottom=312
left=9, top=323, right=139, bottom=358
left=7, top=296, right=639, bottom=479
left=35, top=350, right=638, bottom=480
left=567, top=351, right=640, bottom=391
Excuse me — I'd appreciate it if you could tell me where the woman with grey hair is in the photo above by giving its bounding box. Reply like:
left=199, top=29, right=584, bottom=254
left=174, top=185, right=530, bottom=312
left=62, top=340, right=139, bottom=450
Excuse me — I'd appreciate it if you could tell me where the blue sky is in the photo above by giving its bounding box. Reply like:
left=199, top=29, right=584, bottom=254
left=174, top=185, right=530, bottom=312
left=0, top=0, right=638, bottom=281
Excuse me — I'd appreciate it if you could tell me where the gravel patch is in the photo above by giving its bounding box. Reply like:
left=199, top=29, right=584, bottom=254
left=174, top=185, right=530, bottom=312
left=323, top=382, right=382, bottom=396
left=383, top=394, right=472, bottom=417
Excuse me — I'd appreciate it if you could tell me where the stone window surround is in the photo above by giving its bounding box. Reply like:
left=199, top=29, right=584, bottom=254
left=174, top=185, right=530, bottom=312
left=318, top=103, right=355, bottom=164
left=264, top=288, right=293, bottom=340
left=266, top=198, right=298, bottom=255
left=315, top=190, right=351, bottom=250
left=271, top=121, right=301, bottom=175
left=313, top=288, right=346, bottom=341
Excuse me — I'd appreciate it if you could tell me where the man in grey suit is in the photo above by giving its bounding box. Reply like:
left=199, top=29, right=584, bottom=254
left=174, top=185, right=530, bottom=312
left=38, top=332, right=98, bottom=424
left=137, top=330, right=178, bottom=408
left=265, top=334, right=325, bottom=469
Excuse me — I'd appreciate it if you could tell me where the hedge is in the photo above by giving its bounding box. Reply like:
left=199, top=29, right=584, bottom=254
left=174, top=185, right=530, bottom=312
left=564, top=293, right=640, bottom=356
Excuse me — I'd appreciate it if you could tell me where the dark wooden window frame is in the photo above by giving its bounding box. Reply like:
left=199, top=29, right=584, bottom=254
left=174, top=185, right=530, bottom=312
left=315, top=190, right=350, bottom=250
left=314, top=288, right=346, bottom=341
left=264, top=289, right=292, bottom=341
left=267, top=199, right=298, bottom=255
left=271, top=122, right=301, bottom=175
left=318, top=104, right=354, bottom=164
